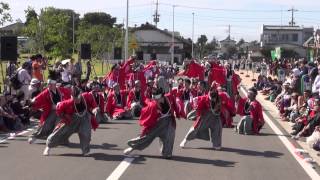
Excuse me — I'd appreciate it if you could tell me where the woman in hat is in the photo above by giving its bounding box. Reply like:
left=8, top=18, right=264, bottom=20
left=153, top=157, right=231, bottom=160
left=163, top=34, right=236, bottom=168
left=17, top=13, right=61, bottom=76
left=43, top=86, right=99, bottom=156
left=28, top=70, right=71, bottom=144
left=236, top=87, right=265, bottom=135
left=123, top=87, right=179, bottom=159
left=180, top=81, right=223, bottom=150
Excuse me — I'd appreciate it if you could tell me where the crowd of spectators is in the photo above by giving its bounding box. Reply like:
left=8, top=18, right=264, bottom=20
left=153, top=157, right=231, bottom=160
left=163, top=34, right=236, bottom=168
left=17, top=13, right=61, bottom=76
left=251, top=58, right=320, bottom=152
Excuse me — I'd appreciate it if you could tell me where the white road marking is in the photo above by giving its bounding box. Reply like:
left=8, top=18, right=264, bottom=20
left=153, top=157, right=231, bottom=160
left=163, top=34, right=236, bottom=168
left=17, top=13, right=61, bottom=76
left=106, top=157, right=135, bottom=180
left=240, top=87, right=320, bottom=180
left=0, top=128, right=35, bottom=144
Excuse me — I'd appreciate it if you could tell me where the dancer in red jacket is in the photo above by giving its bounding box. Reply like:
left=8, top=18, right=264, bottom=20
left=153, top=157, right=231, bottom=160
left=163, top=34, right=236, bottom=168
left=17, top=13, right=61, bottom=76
left=43, top=86, right=99, bottom=156
left=28, top=72, right=71, bottom=144
left=180, top=82, right=223, bottom=150
left=123, top=87, right=179, bottom=159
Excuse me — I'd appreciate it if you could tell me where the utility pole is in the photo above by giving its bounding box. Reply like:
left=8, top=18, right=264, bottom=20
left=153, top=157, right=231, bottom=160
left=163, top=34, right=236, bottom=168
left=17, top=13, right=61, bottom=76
left=72, top=13, right=75, bottom=55
left=153, top=0, right=160, bottom=27
left=228, top=24, right=231, bottom=38
left=171, top=5, right=175, bottom=65
left=192, top=12, right=194, bottom=58
left=125, top=0, right=129, bottom=60
left=288, top=7, right=298, bottom=26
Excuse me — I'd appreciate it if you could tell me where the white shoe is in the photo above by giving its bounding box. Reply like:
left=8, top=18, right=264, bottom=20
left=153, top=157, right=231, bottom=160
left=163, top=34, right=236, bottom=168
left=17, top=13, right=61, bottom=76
left=28, top=137, right=36, bottom=144
left=82, top=148, right=90, bottom=156
left=213, top=146, right=221, bottom=150
left=43, top=147, right=50, bottom=156
left=123, top=147, right=134, bottom=155
left=180, top=139, right=187, bottom=148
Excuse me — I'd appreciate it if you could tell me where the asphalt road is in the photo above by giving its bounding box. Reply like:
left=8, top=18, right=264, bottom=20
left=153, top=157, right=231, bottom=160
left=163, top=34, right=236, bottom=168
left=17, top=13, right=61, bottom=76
left=0, top=111, right=313, bottom=180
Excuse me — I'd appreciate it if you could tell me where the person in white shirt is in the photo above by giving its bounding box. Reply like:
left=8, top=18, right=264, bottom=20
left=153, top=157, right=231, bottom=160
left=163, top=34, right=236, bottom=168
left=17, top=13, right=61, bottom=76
left=18, top=62, right=32, bottom=101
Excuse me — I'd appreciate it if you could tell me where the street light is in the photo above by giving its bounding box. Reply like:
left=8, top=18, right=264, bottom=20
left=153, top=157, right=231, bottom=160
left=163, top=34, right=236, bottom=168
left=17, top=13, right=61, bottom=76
left=171, top=5, right=176, bottom=65
left=125, top=0, right=129, bottom=60
left=192, top=12, right=194, bottom=58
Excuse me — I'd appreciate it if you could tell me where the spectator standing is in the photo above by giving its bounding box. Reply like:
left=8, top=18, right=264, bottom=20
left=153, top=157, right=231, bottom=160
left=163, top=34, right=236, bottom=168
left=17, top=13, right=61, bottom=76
left=73, top=58, right=82, bottom=84
left=86, top=60, right=92, bottom=80
left=32, top=54, right=46, bottom=82
left=18, top=62, right=32, bottom=100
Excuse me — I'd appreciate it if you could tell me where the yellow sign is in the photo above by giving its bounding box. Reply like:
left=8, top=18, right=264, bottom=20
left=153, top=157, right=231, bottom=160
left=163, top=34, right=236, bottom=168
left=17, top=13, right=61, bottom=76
left=130, top=42, right=138, bottom=49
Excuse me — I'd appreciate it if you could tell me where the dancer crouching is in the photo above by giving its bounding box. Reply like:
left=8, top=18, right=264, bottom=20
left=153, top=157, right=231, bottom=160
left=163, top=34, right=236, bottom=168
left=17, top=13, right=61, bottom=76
left=43, top=86, right=98, bottom=156
left=180, top=82, right=222, bottom=150
left=123, top=87, right=178, bottom=159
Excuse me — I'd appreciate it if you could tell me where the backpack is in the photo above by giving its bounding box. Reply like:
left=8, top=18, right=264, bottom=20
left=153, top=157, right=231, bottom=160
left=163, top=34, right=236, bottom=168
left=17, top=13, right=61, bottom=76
left=9, top=70, right=22, bottom=90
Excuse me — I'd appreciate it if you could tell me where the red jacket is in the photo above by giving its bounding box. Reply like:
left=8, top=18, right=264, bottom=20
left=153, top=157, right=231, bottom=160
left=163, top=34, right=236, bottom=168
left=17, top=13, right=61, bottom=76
left=193, top=95, right=220, bottom=128
left=139, top=92, right=180, bottom=136
left=250, top=100, right=265, bottom=134
left=106, top=90, right=128, bottom=117
left=32, top=87, right=71, bottom=125
left=178, top=60, right=204, bottom=80
left=236, top=97, right=247, bottom=116
left=56, top=93, right=98, bottom=130
left=127, top=89, right=146, bottom=109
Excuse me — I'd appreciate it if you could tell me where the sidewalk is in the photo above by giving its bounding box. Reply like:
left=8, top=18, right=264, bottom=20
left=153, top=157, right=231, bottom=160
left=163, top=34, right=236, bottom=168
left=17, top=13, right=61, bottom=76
left=238, top=70, right=320, bottom=168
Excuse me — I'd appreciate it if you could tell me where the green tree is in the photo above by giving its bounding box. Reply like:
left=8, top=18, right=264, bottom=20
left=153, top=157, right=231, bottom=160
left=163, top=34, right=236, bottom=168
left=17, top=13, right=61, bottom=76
left=82, top=12, right=116, bottom=27
left=237, top=38, right=245, bottom=47
left=0, top=2, right=12, bottom=26
left=205, top=37, right=219, bottom=55
left=196, top=35, right=208, bottom=59
left=23, top=7, right=79, bottom=58
left=77, top=22, right=122, bottom=59
left=24, top=6, right=38, bottom=26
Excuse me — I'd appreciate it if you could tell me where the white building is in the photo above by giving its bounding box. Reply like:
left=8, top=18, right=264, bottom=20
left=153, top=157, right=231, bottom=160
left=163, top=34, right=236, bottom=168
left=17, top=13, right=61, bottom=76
left=132, top=23, right=192, bottom=64
left=260, top=25, right=314, bottom=57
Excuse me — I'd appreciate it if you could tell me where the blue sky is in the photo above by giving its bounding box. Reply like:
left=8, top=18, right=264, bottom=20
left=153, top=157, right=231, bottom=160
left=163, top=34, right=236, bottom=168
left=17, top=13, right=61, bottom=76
left=5, top=0, right=320, bottom=42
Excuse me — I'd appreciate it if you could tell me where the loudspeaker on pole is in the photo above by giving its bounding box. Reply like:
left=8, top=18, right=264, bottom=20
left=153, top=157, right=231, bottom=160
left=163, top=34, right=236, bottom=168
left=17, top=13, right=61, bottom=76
left=1, top=36, right=18, bottom=61
left=80, top=44, right=91, bottom=59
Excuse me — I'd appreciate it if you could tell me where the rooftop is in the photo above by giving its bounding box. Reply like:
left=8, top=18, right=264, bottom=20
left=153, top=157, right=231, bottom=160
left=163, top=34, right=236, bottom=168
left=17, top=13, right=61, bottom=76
left=263, top=25, right=314, bottom=31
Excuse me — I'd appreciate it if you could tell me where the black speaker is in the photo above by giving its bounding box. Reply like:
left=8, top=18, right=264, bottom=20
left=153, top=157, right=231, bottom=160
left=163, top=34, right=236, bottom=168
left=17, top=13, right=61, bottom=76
left=151, top=53, right=157, bottom=60
left=1, top=36, right=17, bottom=61
left=136, top=51, right=143, bottom=60
left=114, top=47, right=122, bottom=59
left=80, top=44, right=91, bottom=59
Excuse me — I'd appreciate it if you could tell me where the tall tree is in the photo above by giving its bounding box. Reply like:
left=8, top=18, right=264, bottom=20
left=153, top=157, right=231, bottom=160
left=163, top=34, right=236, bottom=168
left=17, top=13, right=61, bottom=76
left=205, top=37, right=219, bottom=55
left=0, top=2, right=12, bottom=26
left=237, top=38, right=245, bottom=47
left=24, top=6, right=38, bottom=26
left=196, top=35, right=208, bottom=59
left=82, top=12, right=116, bottom=27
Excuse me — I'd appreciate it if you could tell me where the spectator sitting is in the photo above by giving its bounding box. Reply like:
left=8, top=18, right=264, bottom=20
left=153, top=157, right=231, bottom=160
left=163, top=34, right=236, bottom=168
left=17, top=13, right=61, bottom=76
left=265, top=80, right=282, bottom=102
left=285, top=92, right=299, bottom=122
left=275, top=82, right=292, bottom=114
left=10, top=91, right=30, bottom=126
left=294, top=99, right=320, bottom=139
left=1, top=93, right=23, bottom=131
left=307, top=126, right=320, bottom=151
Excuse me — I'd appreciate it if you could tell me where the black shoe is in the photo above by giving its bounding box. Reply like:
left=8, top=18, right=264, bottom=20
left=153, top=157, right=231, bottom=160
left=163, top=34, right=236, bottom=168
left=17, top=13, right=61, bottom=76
left=290, top=131, right=298, bottom=136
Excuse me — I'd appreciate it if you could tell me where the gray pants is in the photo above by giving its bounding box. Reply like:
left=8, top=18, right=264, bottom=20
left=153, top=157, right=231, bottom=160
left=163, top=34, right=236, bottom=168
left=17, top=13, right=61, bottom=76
left=46, top=112, right=91, bottom=154
left=31, top=111, right=60, bottom=140
left=95, top=111, right=109, bottom=124
left=236, top=116, right=253, bottom=135
left=184, top=111, right=222, bottom=148
left=127, top=116, right=175, bottom=157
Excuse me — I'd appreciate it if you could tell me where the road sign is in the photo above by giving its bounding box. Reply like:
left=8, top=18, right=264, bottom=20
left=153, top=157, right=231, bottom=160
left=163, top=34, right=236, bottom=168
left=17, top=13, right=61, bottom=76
left=130, top=42, right=138, bottom=49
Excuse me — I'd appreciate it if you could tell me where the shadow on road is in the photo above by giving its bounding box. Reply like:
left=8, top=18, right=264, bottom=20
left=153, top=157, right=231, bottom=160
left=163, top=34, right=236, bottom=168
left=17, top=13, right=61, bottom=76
left=195, top=147, right=283, bottom=158
left=141, top=155, right=236, bottom=167
left=65, top=142, right=122, bottom=151
left=57, top=152, right=125, bottom=162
